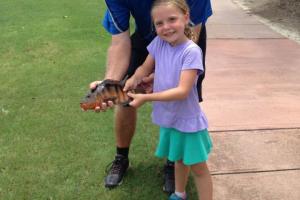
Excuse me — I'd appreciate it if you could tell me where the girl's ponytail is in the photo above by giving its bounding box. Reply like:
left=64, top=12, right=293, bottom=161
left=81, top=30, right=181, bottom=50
left=184, top=24, right=194, bottom=40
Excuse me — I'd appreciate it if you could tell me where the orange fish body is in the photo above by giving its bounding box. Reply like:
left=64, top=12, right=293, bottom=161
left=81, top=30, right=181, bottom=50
left=80, top=79, right=130, bottom=111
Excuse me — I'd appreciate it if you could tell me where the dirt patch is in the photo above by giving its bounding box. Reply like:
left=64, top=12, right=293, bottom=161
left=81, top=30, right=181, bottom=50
left=233, top=0, right=300, bottom=43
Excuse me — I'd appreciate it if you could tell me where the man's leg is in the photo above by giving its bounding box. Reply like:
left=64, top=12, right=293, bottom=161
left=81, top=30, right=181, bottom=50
left=104, top=32, right=149, bottom=188
left=163, top=160, right=176, bottom=194
left=163, top=24, right=208, bottom=194
left=114, top=106, right=137, bottom=147
left=104, top=106, right=136, bottom=188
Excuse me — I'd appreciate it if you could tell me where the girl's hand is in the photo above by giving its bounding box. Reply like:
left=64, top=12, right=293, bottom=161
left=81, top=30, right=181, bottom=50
left=123, top=77, right=139, bottom=92
left=127, top=92, right=147, bottom=108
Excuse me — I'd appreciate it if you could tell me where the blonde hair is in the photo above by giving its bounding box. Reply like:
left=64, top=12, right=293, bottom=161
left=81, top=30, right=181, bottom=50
left=151, top=0, right=194, bottom=40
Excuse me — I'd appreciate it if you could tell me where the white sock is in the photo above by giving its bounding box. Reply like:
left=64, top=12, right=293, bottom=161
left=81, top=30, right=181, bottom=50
left=175, top=191, right=187, bottom=199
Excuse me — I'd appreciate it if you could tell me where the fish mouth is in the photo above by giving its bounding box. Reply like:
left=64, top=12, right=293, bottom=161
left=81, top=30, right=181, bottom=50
left=80, top=102, right=88, bottom=111
left=80, top=102, right=95, bottom=111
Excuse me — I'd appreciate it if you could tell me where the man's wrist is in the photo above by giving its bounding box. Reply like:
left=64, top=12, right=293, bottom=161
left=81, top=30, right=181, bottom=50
left=104, top=73, right=124, bottom=81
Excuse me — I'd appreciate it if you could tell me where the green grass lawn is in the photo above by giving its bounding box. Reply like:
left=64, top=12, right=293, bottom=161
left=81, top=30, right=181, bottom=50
left=0, top=1, right=198, bottom=199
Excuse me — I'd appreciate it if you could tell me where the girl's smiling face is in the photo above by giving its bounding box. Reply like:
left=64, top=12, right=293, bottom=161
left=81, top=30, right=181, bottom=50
left=152, top=3, right=189, bottom=46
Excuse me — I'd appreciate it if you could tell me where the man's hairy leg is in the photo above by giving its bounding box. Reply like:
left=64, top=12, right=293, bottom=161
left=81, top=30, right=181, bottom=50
left=104, top=105, right=135, bottom=188
left=114, top=105, right=137, bottom=147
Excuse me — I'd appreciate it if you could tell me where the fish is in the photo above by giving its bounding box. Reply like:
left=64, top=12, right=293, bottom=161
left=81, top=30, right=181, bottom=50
left=80, top=79, right=131, bottom=111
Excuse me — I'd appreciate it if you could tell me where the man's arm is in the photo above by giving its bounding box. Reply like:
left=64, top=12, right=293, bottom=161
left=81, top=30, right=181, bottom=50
left=88, top=30, right=131, bottom=111
left=105, top=30, right=131, bottom=81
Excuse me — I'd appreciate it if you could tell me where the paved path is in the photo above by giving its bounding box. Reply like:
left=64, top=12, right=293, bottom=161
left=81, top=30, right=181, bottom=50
left=203, top=1, right=300, bottom=200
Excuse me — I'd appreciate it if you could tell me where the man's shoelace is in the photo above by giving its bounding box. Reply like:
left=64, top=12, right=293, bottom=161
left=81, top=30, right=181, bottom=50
left=105, top=158, right=124, bottom=174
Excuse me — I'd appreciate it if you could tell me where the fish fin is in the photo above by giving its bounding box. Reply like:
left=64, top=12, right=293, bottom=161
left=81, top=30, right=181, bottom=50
left=120, top=75, right=129, bottom=88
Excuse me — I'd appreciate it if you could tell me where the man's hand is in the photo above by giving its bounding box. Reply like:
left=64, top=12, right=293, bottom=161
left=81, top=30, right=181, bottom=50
left=139, top=73, right=154, bottom=94
left=89, top=80, right=114, bottom=112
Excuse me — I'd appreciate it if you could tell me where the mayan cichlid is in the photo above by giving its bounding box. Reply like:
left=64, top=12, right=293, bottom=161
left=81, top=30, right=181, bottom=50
left=80, top=79, right=131, bottom=111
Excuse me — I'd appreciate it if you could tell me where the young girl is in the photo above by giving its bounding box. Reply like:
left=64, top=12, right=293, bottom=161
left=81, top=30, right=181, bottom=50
left=123, top=0, right=213, bottom=199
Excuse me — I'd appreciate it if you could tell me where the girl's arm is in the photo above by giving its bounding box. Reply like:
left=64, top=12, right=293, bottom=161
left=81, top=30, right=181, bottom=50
left=123, top=54, right=155, bottom=91
left=128, top=69, right=198, bottom=107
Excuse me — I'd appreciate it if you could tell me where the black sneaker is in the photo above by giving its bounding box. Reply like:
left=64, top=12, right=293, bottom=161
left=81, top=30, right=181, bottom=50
left=163, top=161, right=175, bottom=194
left=104, top=154, right=129, bottom=188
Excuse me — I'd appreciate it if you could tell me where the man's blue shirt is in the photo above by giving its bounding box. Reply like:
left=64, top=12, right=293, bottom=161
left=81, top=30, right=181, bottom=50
left=103, top=0, right=212, bottom=42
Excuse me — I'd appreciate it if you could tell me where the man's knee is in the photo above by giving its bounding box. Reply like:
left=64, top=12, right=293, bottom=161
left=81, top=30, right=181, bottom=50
left=115, top=105, right=137, bottom=126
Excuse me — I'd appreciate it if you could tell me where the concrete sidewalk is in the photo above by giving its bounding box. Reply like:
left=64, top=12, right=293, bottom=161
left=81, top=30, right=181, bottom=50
left=203, top=0, right=300, bottom=200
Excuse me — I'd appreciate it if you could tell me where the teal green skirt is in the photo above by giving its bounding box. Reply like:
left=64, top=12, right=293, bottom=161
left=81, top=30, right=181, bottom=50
left=155, top=127, right=212, bottom=165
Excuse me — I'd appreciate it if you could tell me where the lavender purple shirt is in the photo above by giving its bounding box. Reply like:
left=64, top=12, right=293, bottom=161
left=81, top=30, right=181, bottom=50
left=147, top=36, right=208, bottom=133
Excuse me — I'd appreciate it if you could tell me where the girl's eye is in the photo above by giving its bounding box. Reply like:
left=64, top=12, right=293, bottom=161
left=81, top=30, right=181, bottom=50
left=155, top=21, right=163, bottom=27
left=169, top=17, right=177, bottom=22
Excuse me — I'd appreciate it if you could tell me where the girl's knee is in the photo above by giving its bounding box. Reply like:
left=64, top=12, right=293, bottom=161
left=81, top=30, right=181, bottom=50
left=176, top=160, right=184, bottom=164
left=191, top=162, right=209, bottom=177
left=175, top=160, right=188, bottom=169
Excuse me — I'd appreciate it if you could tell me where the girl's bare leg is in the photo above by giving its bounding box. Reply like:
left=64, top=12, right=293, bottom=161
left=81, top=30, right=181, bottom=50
left=191, top=162, right=213, bottom=200
left=175, top=161, right=190, bottom=193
